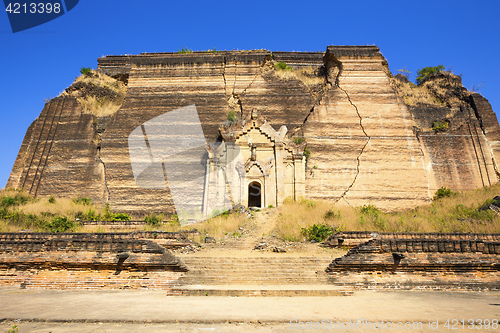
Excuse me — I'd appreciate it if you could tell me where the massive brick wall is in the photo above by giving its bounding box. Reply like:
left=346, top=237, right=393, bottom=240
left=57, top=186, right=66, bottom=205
left=6, top=96, right=106, bottom=203
left=6, top=45, right=500, bottom=214
left=98, top=51, right=318, bottom=214
left=303, top=46, right=431, bottom=209
left=410, top=104, right=497, bottom=190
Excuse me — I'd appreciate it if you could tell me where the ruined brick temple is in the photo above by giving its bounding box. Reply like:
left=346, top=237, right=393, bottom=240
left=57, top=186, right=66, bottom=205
left=6, top=45, right=500, bottom=215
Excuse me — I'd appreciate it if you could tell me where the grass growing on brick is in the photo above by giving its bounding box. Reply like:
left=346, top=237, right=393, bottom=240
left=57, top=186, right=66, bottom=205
left=272, top=64, right=326, bottom=88
left=0, top=189, right=129, bottom=232
left=269, top=184, right=500, bottom=240
left=61, top=70, right=127, bottom=117
left=1, top=183, right=500, bottom=237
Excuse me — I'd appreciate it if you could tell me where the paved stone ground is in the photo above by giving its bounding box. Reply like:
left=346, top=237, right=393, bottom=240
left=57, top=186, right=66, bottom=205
left=1, top=286, right=499, bottom=332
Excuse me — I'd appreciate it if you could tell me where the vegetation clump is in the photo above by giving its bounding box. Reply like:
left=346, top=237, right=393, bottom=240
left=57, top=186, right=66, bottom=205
left=391, top=66, right=470, bottom=108
left=0, top=190, right=133, bottom=232
left=303, top=146, right=311, bottom=165
left=433, top=187, right=456, bottom=201
left=103, top=202, right=131, bottom=221
left=227, top=110, right=237, bottom=122
left=72, top=196, right=92, bottom=206
left=301, top=223, right=335, bottom=242
left=274, top=61, right=293, bottom=71
left=324, top=209, right=341, bottom=220
left=144, top=212, right=164, bottom=227
left=272, top=63, right=326, bottom=89
left=416, top=65, right=445, bottom=85
left=63, top=70, right=127, bottom=117
left=79, top=67, right=92, bottom=76
left=46, top=216, right=77, bottom=232
left=1, top=192, right=32, bottom=207
left=177, top=47, right=193, bottom=54
left=432, top=120, right=449, bottom=132
left=292, top=137, right=306, bottom=144
left=358, top=204, right=387, bottom=231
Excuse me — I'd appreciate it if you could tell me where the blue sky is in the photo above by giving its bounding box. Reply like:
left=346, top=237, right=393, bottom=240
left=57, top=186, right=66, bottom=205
left=1, top=0, right=499, bottom=188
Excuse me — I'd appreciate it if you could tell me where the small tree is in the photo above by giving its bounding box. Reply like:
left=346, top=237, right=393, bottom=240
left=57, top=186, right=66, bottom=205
left=415, top=65, right=445, bottom=85
left=80, top=67, right=92, bottom=76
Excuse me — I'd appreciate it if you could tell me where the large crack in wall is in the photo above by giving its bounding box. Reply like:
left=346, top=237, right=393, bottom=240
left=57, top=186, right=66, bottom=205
left=94, top=118, right=110, bottom=202
left=333, top=63, right=370, bottom=205
left=287, top=63, right=332, bottom=138
left=222, top=55, right=265, bottom=120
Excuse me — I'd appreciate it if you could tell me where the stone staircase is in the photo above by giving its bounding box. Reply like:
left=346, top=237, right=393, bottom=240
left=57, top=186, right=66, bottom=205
left=172, top=255, right=352, bottom=296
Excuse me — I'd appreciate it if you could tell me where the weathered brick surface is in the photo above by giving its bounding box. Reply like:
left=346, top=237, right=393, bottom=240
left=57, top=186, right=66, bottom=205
left=6, top=97, right=106, bottom=203
left=411, top=105, right=497, bottom=190
left=0, top=269, right=184, bottom=291
left=7, top=46, right=500, bottom=214
left=0, top=233, right=188, bottom=290
left=0, top=231, right=191, bottom=241
left=324, top=231, right=500, bottom=248
left=99, top=51, right=316, bottom=215
left=470, top=93, right=500, bottom=174
left=325, top=236, right=500, bottom=290
left=303, top=46, right=431, bottom=210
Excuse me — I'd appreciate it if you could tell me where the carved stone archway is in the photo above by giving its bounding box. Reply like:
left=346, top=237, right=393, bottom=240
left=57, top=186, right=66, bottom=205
left=217, top=109, right=306, bottom=208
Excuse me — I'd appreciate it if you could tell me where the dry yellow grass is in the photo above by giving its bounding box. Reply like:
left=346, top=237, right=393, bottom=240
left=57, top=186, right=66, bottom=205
left=391, top=71, right=468, bottom=107
left=185, top=212, right=252, bottom=242
left=0, top=221, right=22, bottom=232
left=273, top=65, right=326, bottom=88
left=19, top=196, right=95, bottom=217
left=77, top=95, right=124, bottom=117
left=271, top=199, right=336, bottom=241
left=62, top=71, right=127, bottom=117
left=390, top=77, right=442, bottom=106
left=0, top=189, right=123, bottom=231
left=269, top=184, right=500, bottom=240
left=2, top=183, right=500, bottom=236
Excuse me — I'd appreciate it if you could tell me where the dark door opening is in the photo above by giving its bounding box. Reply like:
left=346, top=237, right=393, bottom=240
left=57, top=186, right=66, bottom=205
left=248, top=182, right=262, bottom=207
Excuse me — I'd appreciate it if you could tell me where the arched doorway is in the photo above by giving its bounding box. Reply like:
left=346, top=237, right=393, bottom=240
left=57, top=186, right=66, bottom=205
left=248, top=181, right=262, bottom=207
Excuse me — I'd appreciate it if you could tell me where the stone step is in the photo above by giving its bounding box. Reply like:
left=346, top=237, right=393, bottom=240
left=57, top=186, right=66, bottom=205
left=180, top=256, right=333, bottom=261
left=181, top=273, right=329, bottom=278
left=182, top=260, right=333, bottom=266
left=178, top=256, right=333, bottom=287
left=179, top=280, right=332, bottom=286
left=180, top=260, right=333, bottom=266
left=183, top=266, right=329, bottom=271
left=182, top=270, right=330, bottom=274
left=169, top=285, right=353, bottom=297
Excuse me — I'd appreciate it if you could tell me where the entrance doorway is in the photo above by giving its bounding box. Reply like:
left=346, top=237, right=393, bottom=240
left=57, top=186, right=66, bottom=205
left=248, top=182, right=262, bottom=207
